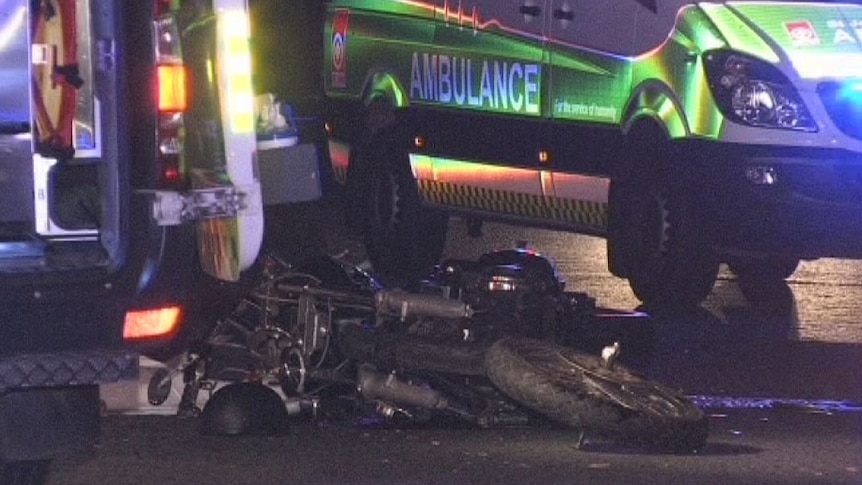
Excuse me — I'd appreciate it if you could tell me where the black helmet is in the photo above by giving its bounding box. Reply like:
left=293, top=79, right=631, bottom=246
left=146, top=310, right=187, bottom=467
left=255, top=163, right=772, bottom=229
left=199, top=382, right=288, bottom=436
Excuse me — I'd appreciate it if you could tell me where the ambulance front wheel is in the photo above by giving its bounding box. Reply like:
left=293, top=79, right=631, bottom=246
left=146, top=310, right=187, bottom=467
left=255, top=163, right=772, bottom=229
left=358, top=129, right=449, bottom=289
left=609, top=126, right=719, bottom=310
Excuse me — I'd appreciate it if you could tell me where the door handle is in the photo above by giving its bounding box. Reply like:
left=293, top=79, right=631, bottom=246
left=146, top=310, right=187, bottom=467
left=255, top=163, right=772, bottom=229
left=519, top=5, right=541, bottom=17
left=553, top=8, right=574, bottom=21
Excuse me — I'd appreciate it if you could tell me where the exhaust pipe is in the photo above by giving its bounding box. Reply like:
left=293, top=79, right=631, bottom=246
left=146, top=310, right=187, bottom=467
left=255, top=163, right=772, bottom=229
left=356, top=365, right=448, bottom=410
left=375, top=290, right=473, bottom=320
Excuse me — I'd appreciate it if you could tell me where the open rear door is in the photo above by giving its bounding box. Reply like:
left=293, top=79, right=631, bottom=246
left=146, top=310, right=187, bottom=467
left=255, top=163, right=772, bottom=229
left=0, top=0, right=33, bottom=226
left=195, top=0, right=262, bottom=281
left=153, top=0, right=262, bottom=282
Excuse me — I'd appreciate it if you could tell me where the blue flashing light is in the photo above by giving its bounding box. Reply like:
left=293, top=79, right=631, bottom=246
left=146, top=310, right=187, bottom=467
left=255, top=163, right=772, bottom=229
left=837, top=82, right=862, bottom=103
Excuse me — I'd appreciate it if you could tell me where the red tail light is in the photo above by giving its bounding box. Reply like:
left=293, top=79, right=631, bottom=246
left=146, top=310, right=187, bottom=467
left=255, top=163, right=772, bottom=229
left=123, top=306, right=182, bottom=340
left=153, top=10, right=186, bottom=187
left=154, top=0, right=174, bottom=17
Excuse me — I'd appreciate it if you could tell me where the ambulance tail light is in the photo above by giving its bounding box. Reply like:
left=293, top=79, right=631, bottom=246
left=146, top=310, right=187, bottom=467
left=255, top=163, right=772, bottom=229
left=123, top=306, right=182, bottom=340
left=157, top=65, right=188, bottom=112
left=154, top=10, right=188, bottom=187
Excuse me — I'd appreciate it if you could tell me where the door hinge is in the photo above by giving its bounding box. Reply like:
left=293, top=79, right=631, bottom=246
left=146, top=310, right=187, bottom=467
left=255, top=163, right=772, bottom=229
left=148, top=185, right=260, bottom=226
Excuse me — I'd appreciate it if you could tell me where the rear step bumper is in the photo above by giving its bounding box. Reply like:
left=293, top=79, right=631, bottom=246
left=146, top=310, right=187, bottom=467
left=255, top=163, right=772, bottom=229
left=0, top=350, right=139, bottom=391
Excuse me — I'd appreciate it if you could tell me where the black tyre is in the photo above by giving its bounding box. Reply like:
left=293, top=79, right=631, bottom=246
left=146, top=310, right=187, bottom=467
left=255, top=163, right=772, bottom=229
left=353, top=102, right=448, bottom=288
left=609, top=126, right=719, bottom=310
left=727, top=255, right=799, bottom=282
left=485, top=338, right=708, bottom=453
left=0, top=460, right=50, bottom=485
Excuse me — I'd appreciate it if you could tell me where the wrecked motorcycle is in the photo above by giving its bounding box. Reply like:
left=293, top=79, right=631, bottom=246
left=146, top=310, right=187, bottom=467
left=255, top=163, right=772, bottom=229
left=150, top=248, right=708, bottom=453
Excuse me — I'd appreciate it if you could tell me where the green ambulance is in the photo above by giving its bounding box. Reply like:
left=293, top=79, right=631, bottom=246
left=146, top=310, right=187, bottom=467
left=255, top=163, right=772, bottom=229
left=322, top=0, right=862, bottom=309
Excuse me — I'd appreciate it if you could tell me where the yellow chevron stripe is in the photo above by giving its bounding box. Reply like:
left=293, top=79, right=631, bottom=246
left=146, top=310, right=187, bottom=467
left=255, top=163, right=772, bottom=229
left=417, top=179, right=608, bottom=230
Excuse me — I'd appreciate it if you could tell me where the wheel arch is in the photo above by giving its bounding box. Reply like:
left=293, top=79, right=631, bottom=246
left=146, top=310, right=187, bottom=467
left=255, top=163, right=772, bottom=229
left=621, top=80, right=689, bottom=137
left=344, top=68, right=409, bottom=184
left=361, top=70, right=409, bottom=110
left=621, top=81, right=688, bottom=143
left=616, top=80, right=689, bottom=181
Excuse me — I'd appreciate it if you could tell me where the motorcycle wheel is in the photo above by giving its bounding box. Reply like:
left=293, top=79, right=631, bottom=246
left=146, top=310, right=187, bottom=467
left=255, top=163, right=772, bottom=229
left=484, top=338, right=708, bottom=453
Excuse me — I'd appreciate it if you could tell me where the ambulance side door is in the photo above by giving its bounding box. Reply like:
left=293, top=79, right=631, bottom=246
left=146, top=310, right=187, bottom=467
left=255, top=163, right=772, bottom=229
left=546, top=0, right=637, bottom=167
left=546, top=0, right=681, bottom=171
left=179, top=0, right=263, bottom=282
left=425, top=0, right=548, bottom=167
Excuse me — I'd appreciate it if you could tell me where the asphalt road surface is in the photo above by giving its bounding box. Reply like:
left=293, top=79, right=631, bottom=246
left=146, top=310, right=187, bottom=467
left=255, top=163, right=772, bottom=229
left=50, top=200, right=862, bottom=485
left=52, top=410, right=859, bottom=485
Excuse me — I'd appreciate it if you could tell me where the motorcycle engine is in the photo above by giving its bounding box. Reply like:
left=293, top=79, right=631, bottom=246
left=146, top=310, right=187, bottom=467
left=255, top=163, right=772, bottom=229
left=424, top=248, right=583, bottom=340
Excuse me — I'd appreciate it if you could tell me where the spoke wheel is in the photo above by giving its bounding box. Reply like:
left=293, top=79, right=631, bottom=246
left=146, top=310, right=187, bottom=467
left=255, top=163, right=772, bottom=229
left=485, top=338, right=707, bottom=453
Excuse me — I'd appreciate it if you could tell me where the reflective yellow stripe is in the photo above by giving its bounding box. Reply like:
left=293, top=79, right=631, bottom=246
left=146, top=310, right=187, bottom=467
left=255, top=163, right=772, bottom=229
left=218, top=8, right=254, bottom=134
left=417, top=179, right=608, bottom=230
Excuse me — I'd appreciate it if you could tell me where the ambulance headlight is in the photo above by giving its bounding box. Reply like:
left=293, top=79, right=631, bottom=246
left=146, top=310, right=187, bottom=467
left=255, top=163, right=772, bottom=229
left=705, top=50, right=817, bottom=132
